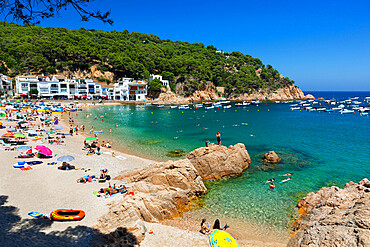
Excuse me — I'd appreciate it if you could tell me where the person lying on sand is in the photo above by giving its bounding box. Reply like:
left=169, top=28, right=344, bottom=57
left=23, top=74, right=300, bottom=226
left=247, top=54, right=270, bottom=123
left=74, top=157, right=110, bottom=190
left=77, top=175, right=95, bottom=183
left=99, top=183, right=126, bottom=196
left=213, top=219, right=229, bottom=230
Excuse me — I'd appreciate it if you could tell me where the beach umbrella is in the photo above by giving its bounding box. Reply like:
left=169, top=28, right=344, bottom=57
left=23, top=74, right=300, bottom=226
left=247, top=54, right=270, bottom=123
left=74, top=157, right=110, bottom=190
left=57, top=155, right=75, bottom=163
left=14, top=133, right=26, bottom=138
left=35, top=145, right=52, bottom=156
left=208, top=230, right=239, bottom=247
left=85, top=137, right=97, bottom=141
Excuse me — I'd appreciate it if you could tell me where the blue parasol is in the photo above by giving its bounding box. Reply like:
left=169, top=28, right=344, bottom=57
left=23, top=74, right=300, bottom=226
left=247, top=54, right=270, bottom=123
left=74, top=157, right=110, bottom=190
left=57, top=155, right=75, bottom=163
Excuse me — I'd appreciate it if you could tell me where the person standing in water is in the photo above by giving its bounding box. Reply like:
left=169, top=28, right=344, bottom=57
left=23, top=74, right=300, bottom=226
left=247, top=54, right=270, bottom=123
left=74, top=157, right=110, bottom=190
left=216, top=132, right=221, bottom=145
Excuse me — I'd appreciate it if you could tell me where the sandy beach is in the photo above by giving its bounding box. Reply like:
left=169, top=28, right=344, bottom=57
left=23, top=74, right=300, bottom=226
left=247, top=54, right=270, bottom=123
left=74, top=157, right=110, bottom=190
left=0, top=102, right=288, bottom=247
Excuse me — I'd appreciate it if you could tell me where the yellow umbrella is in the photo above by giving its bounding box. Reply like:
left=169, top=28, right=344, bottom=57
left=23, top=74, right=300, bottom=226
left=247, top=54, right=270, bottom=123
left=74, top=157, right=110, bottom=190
left=208, top=230, right=239, bottom=247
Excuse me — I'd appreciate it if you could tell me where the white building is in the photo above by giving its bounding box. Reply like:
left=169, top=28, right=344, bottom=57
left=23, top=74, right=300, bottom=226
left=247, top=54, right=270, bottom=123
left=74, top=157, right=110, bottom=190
left=149, top=74, right=169, bottom=88
left=0, top=74, right=13, bottom=97
left=14, top=74, right=147, bottom=101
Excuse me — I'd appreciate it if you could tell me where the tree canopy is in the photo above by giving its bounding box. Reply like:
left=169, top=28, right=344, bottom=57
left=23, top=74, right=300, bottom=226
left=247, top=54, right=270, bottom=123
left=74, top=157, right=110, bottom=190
left=0, top=22, right=295, bottom=96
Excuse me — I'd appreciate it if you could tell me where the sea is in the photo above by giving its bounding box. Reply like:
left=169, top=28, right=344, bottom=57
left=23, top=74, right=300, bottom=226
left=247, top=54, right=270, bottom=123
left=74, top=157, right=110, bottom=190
left=77, top=91, right=370, bottom=240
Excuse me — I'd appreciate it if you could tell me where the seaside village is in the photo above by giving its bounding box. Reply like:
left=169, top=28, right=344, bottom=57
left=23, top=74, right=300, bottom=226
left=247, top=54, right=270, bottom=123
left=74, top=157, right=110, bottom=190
left=1, top=73, right=170, bottom=100
left=0, top=73, right=249, bottom=246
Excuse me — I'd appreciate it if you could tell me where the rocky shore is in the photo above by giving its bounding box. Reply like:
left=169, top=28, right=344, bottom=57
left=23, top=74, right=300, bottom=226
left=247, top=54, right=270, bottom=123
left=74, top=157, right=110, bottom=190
left=94, top=143, right=251, bottom=245
left=152, top=84, right=315, bottom=105
left=288, top=178, right=370, bottom=247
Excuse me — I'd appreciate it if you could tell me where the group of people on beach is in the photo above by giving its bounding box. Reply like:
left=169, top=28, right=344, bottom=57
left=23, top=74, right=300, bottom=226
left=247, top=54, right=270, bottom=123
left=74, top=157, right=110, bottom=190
left=200, top=218, right=229, bottom=234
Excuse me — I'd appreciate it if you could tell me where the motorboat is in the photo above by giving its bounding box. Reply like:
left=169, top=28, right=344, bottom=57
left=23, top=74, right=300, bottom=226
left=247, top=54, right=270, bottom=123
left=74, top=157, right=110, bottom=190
left=157, top=105, right=164, bottom=108
left=219, top=101, right=231, bottom=104
left=179, top=105, right=189, bottom=110
left=340, top=109, right=355, bottom=114
left=170, top=105, right=178, bottom=109
left=204, top=102, right=214, bottom=109
left=251, top=100, right=260, bottom=105
left=290, top=107, right=300, bottom=110
left=223, top=105, right=232, bottom=109
left=242, top=101, right=251, bottom=106
left=194, top=103, right=203, bottom=108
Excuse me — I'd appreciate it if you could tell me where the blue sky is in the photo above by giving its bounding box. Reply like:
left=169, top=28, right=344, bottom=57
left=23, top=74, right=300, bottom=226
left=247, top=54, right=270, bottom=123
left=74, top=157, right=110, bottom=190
left=38, top=0, right=370, bottom=91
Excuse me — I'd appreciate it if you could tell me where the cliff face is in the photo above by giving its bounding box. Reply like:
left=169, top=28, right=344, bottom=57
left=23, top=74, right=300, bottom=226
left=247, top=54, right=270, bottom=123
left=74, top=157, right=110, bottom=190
left=288, top=178, right=370, bottom=247
left=231, top=84, right=314, bottom=101
left=151, top=84, right=314, bottom=104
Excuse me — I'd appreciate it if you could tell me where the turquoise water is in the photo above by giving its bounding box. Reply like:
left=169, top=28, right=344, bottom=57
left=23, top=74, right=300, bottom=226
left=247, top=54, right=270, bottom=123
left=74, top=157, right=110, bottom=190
left=78, top=92, right=370, bottom=232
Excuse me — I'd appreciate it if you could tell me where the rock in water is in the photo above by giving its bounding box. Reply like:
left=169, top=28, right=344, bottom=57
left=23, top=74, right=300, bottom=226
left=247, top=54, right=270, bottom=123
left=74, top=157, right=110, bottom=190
left=186, top=143, right=251, bottom=180
left=264, top=151, right=281, bottom=164
left=288, top=178, right=370, bottom=247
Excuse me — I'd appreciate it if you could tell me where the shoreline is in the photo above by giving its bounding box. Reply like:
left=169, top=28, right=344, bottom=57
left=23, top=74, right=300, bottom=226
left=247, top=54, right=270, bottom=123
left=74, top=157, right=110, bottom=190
left=74, top=102, right=290, bottom=245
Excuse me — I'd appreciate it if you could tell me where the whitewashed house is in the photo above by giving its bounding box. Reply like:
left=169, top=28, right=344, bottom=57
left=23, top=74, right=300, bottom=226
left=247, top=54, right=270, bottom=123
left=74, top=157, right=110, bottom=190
left=149, top=74, right=169, bottom=88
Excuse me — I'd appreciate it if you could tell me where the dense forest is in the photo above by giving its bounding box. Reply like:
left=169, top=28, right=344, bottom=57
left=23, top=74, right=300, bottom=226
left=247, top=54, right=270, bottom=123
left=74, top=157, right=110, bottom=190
left=0, top=22, right=295, bottom=96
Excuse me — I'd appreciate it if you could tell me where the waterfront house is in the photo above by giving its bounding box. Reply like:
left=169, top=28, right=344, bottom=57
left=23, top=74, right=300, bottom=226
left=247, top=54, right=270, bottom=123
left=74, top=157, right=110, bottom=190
left=149, top=74, right=169, bottom=88
left=0, top=74, right=13, bottom=97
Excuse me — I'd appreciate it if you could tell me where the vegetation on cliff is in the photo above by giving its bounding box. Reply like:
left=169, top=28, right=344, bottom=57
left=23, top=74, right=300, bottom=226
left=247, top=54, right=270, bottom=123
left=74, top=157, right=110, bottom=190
left=0, top=21, right=295, bottom=96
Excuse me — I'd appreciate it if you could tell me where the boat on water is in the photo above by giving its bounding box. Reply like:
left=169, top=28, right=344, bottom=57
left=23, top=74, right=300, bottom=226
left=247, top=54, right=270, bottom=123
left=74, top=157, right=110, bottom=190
left=235, top=103, right=244, bottom=107
left=358, top=107, right=370, bottom=112
left=316, top=107, right=326, bottom=111
left=170, top=105, right=178, bottom=109
left=223, top=105, right=232, bottom=109
left=213, top=103, right=222, bottom=108
left=251, top=100, right=260, bottom=105
left=243, top=101, right=251, bottom=106
left=157, top=105, right=164, bottom=108
left=219, top=101, right=231, bottom=104
left=340, top=109, right=355, bottom=114
left=194, top=103, right=203, bottom=108
left=325, top=108, right=334, bottom=112
left=290, top=107, right=300, bottom=110
left=204, top=102, right=214, bottom=109
left=290, top=104, right=298, bottom=107
left=179, top=105, right=190, bottom=110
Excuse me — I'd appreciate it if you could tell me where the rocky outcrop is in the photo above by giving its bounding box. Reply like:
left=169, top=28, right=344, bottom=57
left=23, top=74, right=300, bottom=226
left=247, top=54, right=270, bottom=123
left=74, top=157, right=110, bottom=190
left=288, top=178, right=370, bottom=247
left=264, top=151, right=281, bottom=164
left=186, top=143, right=251, bottom=180
left=152, top=90, right=190, bottom=105
left=190, top=90, right=221, bottom=101
left=95, top=159, right=207, bottom=244
left=232, top=84, right=314, bottom=101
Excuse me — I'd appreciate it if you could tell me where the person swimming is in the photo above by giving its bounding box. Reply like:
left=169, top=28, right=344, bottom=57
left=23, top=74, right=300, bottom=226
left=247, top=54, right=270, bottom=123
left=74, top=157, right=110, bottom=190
left=269, top=182, right=275, bottom=189
left=280, top=177, right=292, bottom=183
left=279, top=173, right=294, bottom=176
left=264, top=178, right=275, bottom=184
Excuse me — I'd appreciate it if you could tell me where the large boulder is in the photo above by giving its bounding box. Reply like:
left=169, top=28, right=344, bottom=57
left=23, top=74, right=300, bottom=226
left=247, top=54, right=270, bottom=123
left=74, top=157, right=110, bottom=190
left=288, top=178, right=370, bottom=247
left=186, top=143, right=251, bottom=180
left=264, top=151, right=281, bottom=164
left=95, top=159, right=207, bottom=245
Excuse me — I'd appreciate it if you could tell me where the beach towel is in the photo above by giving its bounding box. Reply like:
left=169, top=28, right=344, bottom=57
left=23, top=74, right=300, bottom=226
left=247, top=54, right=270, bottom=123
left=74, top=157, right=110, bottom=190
left=93, top=189, right=127, bottom=198
left=115, top=156, right=126, bottom=160
left=28, top=211, right=43, bottom=218
left=20, top=166, right=32, bottom=171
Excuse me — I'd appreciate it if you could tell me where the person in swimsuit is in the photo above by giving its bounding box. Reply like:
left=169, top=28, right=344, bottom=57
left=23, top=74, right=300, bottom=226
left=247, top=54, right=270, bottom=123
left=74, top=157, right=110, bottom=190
left=216, top=132, right=221, bottom=145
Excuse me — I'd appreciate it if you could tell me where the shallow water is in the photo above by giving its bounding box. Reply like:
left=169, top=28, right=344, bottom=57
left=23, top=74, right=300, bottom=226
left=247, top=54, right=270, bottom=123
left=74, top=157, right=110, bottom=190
left=77, top=91, right=370, bottom=234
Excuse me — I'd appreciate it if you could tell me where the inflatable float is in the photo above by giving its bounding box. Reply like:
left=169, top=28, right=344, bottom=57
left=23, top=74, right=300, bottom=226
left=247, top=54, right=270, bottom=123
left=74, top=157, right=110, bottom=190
left=94, top=130, right=104, bottom=133
left=50, top=209, right=85, bottom=221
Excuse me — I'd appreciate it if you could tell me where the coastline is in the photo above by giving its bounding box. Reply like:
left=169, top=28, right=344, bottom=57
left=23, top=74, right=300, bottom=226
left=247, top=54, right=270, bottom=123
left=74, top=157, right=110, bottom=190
left=74, top=102, right=290, bottom=246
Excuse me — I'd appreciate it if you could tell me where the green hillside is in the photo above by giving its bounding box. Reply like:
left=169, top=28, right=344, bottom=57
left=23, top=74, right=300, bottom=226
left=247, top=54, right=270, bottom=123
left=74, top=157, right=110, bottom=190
left=0, top=22, right=295, bottom=96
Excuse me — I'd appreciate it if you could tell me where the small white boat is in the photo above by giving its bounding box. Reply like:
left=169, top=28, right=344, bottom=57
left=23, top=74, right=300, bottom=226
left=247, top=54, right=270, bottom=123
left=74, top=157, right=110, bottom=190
left=219, top=101, right=230, bottom=104
left=302, top=103, right=311, bottom=106
left=170, top=105, right=178, bottom=109
left=205, top=105, right=214, bottom=109
left=179, top=105, right=189, bottom=110
left=194, top=104, right=203, bottom=108
left=223, top=105, right=232, bottom=109
left=290, top=107, right=300, bottom=110
left=213, top=103, right=222, bottom=108
left=275, top=101, right=280, bottom=103
left=340, top=109, right=355, bottom=114
left=243, top=101, right=251, bottom=106
left=203, top=102, right=214, bottom=109
left=290, top=104, right=298, bottom=107
left=251, top=100, right=260, bottom=105
left=359, top=107, right=370, bottom=112
left=316, top=107, right=326, bottom=111
left=157, top=105, right=164, bottom=108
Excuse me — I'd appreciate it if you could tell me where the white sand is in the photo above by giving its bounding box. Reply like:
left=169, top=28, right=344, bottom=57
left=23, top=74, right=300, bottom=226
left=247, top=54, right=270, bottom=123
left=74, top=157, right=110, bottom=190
left=0, top=103, right=288, bottom=247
